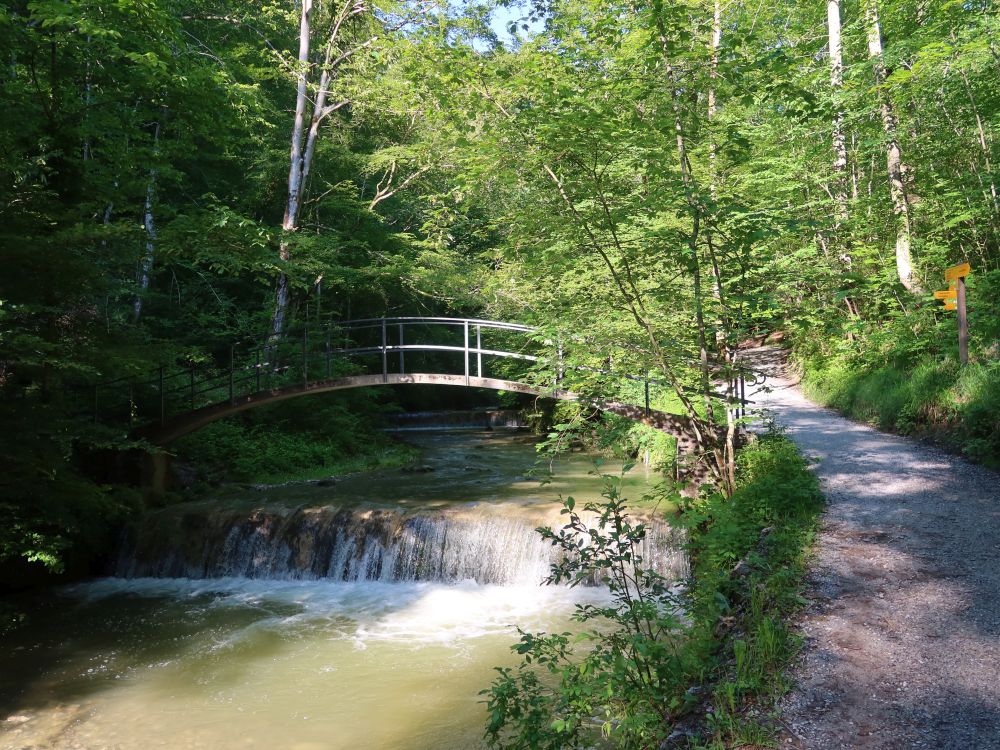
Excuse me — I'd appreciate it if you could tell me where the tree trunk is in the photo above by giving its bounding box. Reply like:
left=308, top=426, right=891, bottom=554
left=658, top=20, right=731, bottom=492
left=865, top=0, right=921, bottom=292
left=271, top=0, right=314, bottom=341
left=270, top=0, right=363, bottom=340
left=828, top=0, right=849, bottom=221
left=133, top=120, right=161, bottom=323
left=707, top=0, right=721, bottom=185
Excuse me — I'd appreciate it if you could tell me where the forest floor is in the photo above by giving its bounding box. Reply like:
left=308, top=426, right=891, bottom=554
left=746, top=346, right=1000, bottom=749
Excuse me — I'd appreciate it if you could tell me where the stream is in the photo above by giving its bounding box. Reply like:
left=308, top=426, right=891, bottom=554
left=0, top=430, right=686, bottom=750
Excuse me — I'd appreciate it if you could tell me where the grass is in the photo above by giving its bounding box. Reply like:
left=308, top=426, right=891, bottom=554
left=801, top=355, right=1000, bottom=468
left=681, top=432, right=825, bottom=748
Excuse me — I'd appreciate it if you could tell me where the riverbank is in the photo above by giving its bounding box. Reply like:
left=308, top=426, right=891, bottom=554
left=479, top=430, right=825, bottom=749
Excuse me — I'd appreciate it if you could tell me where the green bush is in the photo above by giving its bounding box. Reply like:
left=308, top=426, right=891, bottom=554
left=482, top=434, right=824, bottom=749
left=173, top=389, right=416, bottom=483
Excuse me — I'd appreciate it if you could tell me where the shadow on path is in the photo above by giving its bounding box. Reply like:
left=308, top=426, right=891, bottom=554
left=747, top=347, right=1000, bottom=750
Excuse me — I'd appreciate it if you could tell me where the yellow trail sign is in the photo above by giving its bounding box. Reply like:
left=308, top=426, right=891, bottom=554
left=944, top=262, right=971, bottom=281
left=934, top=290, right=957, bottom=300
left=943, top=301, right=958, bottom=311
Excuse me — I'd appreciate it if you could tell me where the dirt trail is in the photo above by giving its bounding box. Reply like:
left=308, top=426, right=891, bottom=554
left=746, top=347, right=1000, bottom=750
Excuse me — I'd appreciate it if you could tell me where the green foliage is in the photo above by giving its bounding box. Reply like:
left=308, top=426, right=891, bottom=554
left=802, top=354, right=1000, bottom=467
left=173, top=392, right=417, bottom=484
left=0, top=405, right=141, bottom=575
left=483, top=434, right=824, bottom=748
left=483, top=473, right=693, bottom=749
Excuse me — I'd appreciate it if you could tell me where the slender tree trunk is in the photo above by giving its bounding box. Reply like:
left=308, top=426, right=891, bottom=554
left=655, top=10, right=731, bottom=492
left=83, top=36, right=93, bottom=162
left=865, top=0, right=922, bottom=292
left=828, top=0, right=849, bottom=221
left=706, top=0, right=726, bottom=314
left=271, top=0, right=362, bottom=340
left=705, top=0, right=737, bottom=483
left=956, top=64, right=999, bottom=218
left=271, top=0, right=314, bottom=341
left=707, top=0, right=721, bottom=188
left=133, top=120, right=161, bottom=323
left=851, top=131, right=860, bottom=199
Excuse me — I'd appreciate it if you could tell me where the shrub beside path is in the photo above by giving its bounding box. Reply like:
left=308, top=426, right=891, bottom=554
left=747, top=346, right=1000, bottom=749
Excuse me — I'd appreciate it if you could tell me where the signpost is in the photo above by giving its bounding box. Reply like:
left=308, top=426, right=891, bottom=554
left=936, top=263, right=971, bottom=365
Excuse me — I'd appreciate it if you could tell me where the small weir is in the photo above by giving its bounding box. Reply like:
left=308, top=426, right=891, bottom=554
left=113, top=503, right=688, bottom=585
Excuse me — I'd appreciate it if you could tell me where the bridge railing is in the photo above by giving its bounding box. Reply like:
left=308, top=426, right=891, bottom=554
left=90, top=316, right=755, bottom=432
left=92, top=317, right=550, bottom=430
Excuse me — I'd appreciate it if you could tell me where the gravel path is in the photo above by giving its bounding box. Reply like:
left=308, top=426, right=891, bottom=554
left=746, top=347, right=1000, bottom=750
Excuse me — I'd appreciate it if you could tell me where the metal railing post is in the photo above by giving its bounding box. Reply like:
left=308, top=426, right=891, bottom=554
left=464, top=320, right=470, bottom=385
left=159, top=365, right=165, bottom=426
left=739, top=370, right=746, bottom=420
left=256, top=349, right=262, bottom=393
left=325, top=326, right=332, bottom=379
left=189, top=368, right=195, bottom=410
left=128, top=383, right=134, bottom=428
left=302, top=325, right=308, bottom=388
left=399, top=322, right=405, bottom=374
left=644, top=372, right=650, bottom=417
left=476, top=324, right=482, bottom=378
left=381, top=317, right=388, bottom=383
left=229, top=346, right=235, bottom=404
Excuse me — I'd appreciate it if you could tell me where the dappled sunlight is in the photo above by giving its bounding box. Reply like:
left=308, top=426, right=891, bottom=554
left=747, top=348, right=1000, bottom=747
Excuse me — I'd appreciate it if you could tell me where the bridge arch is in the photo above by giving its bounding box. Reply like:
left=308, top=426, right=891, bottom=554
left=138, top=372, right=700, bottom=447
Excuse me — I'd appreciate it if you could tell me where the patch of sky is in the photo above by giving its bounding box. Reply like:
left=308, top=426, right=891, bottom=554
left=456, top=0, right=545, bottom=52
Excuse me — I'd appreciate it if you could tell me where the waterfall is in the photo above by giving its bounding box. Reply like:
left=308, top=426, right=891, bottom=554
left=114, top=504, right=688, bottom=586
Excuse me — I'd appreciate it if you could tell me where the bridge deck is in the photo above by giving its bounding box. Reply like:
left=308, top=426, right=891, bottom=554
left=138, top=372, right=698, bottom=445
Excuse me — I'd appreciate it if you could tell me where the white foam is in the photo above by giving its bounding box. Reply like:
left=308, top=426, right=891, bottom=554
left=59, top=577, right=610, bottom=648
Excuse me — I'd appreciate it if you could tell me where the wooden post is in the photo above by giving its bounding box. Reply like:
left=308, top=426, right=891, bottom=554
left=957, top=276, right=969, bottom=366
left=944, top=263, right=971, bottom=366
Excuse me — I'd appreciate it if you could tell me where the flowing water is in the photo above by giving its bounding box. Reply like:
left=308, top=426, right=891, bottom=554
left=0, top=431, right=686, bottom=750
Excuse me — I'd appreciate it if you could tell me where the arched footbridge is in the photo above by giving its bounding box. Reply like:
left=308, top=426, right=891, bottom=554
left=94, top=317, right=746, bottom=482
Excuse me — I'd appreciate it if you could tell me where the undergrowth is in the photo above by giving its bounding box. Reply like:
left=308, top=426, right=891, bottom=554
left=683, top=432, right=824, bottom=748
left=172, top=389, right=417, bottom=484
left=482, top=432, right=824, bottom=748
left=801, top=355, right=1000, bottom=467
